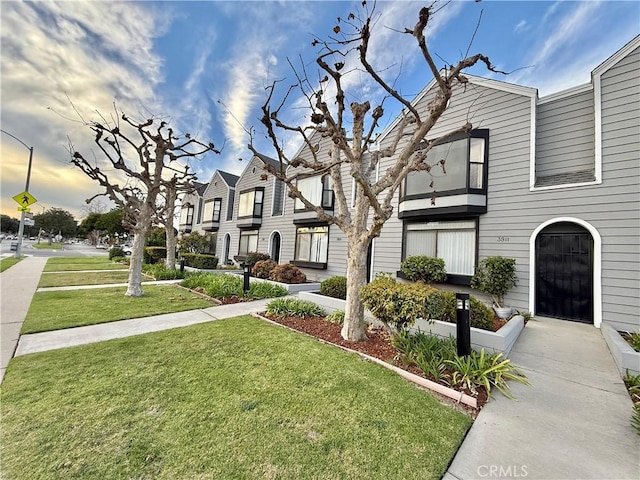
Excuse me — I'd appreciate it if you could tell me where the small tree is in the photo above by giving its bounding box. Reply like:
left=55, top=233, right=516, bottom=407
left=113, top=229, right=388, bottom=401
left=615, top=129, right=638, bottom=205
left=178, top=231, right=209, bottom=255
left=471, top=256, right=518, bottom=308
left=248, top=3, right=503, bottom=340
left=70, top=108, right=218, bottom=296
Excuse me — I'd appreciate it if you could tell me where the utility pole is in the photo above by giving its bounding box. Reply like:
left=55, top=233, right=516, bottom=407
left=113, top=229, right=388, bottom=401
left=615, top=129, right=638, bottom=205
left=1, top=129, right=34, bottom=259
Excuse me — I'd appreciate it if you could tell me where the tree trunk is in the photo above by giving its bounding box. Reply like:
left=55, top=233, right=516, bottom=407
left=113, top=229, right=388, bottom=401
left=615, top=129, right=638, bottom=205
left=341, top=237, right=369, bottom=341
left=164, top=185, right=177, bottom=269
left=126, top=230, right=147, bottom=296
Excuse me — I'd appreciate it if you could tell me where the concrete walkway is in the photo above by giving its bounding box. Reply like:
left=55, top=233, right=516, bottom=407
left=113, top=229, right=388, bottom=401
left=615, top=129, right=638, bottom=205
left=0, top=256, right=48, bottom=382
left=445, top=317, right=640, bottom=480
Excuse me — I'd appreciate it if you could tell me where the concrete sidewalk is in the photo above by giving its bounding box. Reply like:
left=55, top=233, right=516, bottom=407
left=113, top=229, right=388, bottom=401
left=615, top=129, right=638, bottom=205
left=0, top=256, right=48, bottom=382
left=445, top=317, right=640, bottom=480
left=15, top=298, right=277, bottom=356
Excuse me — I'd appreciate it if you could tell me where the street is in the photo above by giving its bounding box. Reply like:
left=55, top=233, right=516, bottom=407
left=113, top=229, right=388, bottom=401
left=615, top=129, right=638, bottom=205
left=0, top=239, right=108, bottom=258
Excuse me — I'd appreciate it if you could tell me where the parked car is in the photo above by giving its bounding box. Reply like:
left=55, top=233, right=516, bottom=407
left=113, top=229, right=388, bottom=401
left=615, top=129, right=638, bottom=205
left=95, top=243, right=107, bottom=249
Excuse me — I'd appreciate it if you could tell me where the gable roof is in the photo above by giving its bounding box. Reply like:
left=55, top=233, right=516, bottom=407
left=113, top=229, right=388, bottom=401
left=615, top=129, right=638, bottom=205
left=218, top=170, right=239, bottom=188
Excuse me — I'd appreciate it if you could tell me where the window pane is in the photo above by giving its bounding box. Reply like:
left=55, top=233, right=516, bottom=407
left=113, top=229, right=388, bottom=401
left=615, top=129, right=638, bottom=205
left=311, top=229, right=328, bottom=262
left=296, top=233, right=311, bottom=261
left=248, top=234, right=258, bottom=252
left=438, top=230, right=475, bottom=275
left=203, top=201, right=214, bottom=221
left=428, top=139, right=467, bottom=191
left=406, top=230, right=436, bottom=257
left=213, top=200, right=221, bottom=222
left=239, top=235, right=249, bottom=255
left=238, top=192, right=254, bottom=217
left=470, top=163, right=483, bottom=189
left=295, top=177, right=321, bottom=209
left=470, top=138, right=485, bottom=163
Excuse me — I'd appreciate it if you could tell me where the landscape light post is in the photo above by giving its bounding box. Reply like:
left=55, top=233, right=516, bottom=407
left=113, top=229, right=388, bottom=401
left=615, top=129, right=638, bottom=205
left=1, top=129, right=34, bottom=259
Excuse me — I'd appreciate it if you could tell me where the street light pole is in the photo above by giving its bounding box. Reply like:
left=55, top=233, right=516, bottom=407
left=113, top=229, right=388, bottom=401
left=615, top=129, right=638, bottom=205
left=1, top=129, right=34, bottom=259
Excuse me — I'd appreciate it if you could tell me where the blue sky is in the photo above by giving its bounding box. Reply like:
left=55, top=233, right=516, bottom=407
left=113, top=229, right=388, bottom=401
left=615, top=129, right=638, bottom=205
left=1, top=0, right=638, bottom=220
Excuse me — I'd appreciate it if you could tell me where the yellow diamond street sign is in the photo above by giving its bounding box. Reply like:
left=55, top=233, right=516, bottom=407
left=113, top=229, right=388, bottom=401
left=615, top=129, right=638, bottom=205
left=12, top=191, right=37, bottom=207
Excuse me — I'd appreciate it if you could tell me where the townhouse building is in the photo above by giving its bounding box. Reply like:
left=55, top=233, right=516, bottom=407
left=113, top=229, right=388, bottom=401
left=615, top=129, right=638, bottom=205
left=179, top=35, right=639, bottom=333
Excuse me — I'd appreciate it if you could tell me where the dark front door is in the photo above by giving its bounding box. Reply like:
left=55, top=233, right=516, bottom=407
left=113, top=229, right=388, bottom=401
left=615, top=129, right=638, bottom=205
left=535, top=222, right=593, bottom=323
left=271, top=232, right=281, bottom=263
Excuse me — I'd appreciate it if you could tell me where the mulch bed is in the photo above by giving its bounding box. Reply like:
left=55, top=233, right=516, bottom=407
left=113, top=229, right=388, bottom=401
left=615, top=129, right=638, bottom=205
left=261, top=313, right=487, bottom=414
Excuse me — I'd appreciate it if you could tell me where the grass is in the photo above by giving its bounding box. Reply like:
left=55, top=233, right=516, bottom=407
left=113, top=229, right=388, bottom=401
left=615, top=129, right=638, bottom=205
left=1, top=317, right=471, bottom=479
left=43, top=256, right=119, bottom=272
left=32, top=242, right=63, bottom=250
left=0, top=256, right=23, bottom=272
left=21, top=285, right=214, bottom=333
left=38, top=271, right=152, bottom=288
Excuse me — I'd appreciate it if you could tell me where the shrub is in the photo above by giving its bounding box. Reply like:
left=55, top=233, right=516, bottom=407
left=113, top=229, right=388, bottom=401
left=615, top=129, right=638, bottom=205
left=471, top=256, right=517, bottom=308
left=445, top=349, right=530, bottom=399
left=401, top=256, right=446, bottom=284
left=180, top=272, right=286, bottom=300
left=109, top=246, right=125, bottom=260
left=111, top=255, right=128, bottom=265
left=178, top=231, right=209, bottom=255
left=424, top=290, right=495, bottom=331
left=244, top=252, right=270, bottom=269
left=326, top=310, right=345, bottom=325
left=320, top=276, right=347, bottom=300
left=265, top=298, right=325, bottom=318
left=182, top=253, right=218, bottom=269
left=144, top=246, right=167, bottom=264
left=142, top=264, right=186, bottom=280
left=624, top=330, right=640, bottom=353
left=392, top=330, right=457, bottom=383
left=252, top=259, right=277, bottom=279
left=624, top=372, right=640, bottom=436
left=269, top=263, right=306, bottom=284
left=360, top=277, right=435, bottom=332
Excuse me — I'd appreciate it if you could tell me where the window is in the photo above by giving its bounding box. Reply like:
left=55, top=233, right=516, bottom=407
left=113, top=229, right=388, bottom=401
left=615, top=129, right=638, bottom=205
left=197, top=198, right=204, bottom=224
left=226, top=191, right=235, bottom=221
left=239, top=230, right=259, bottom=256
left=295, top=176, right=333, bottom=210
left=180, top=204, right=194, bottom=225
left=403, top=130, right=488, bottom=198
left=295, top=226, right=328, bottom=263
left=404, top=220, right=476, bottom=276
left=212, top=198, right=222, bottom=222
left=238, top=188, right=264, bottom=218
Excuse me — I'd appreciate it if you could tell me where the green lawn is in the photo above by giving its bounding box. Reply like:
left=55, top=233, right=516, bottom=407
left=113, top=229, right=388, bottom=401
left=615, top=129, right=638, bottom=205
left=46, top=257, right=110, bottom=265
left=0, top=257, right=23, bottom=272
left=1, top=317, right=472, bottom=479
left=38, top=271, right=152, bottom=288
left=32, top=242, right=63, bottom=250
left=21, top=285, right=214, bottom=333
left=44, top=262, right=126, bottom=272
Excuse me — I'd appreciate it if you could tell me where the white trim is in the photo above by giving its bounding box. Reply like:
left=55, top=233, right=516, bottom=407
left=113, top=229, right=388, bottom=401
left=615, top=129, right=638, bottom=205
left=528, top=94, right=537, bottom=189
left=538, top=83, right=593, bottom=105
left=592, top=35, right=640, bottom=77
left=529, top=217, right=602, bottom=328
left=368, top=238, right=375, bottom=283
left=530, top=180, right=601, bottom=192
left=270, top=176, right=276, bottom=216
left=268, top=230, right=282, bottom=263
left=593, top=69, right=603, bottom=184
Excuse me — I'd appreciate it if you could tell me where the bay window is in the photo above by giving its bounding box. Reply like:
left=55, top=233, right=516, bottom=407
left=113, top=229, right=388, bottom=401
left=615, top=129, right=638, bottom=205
left=294, top=176, right=333, bottom=211
left=212, top=198, right=222, bottom=222
left=238, top=188, right=264, bottom=218
left=239, top=230, right=259, bottom=256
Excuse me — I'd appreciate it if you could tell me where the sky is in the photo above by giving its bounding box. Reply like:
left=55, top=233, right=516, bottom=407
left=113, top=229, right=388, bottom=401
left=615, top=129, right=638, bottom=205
left=1, top=0, right=638, bottom=222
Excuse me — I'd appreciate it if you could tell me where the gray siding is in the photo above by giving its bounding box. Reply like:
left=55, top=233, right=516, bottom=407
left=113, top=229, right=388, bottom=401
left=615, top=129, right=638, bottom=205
left=536, top=90, right=595, bottom=179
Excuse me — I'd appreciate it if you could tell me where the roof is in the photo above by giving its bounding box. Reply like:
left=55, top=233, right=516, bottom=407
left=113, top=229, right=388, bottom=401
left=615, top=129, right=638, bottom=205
left=218, top=170, right=239, bottom=187
left=254, top=152, right=280, bottom=170
left=194, top=182, right=208, bottom=195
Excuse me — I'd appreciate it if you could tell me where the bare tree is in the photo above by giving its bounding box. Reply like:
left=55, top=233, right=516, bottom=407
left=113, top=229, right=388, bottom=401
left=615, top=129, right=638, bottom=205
left=70, top=109, right=218, bottom=296
left=249, top=3, right=503, bottom=341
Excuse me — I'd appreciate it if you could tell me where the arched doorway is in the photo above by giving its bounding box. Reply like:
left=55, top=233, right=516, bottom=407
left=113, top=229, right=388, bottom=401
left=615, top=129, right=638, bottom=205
left=223, top=233, right=231, bottom=265
left=535, top=222, right=594, bottom=323
left=269, top=231, right=281, bottom=263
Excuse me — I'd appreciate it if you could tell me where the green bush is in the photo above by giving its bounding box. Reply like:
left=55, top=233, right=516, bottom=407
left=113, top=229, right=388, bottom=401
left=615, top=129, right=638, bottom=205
left=624, top=372, right=640, bottom=436
left=471, top=256, right=517, bottom=308
left=182, top=253, right=218, bottom=269
left=269, top=263, right=306, bottom=284
left=180, top=272, right=286, bottom=300
left=111, top=256, right=129, bottom=265
left=360, top=277, right=435, bottom=332
left=142, top=264, right=186, bottom=280
left=144, top=246, right=167, bottom=265
left=326, top=310, right=345, bottom=325
left=401, top=256, right=447, bottom=284
left=265, top=298, right=325, bottom=318
left=424, top=290, right=495, bottom=331
left=109, top=246, right=125, bottom=260
left=625, top=330, right=640, bottom=352
left=245, top=252, right=270, bottom=268
left=392, top=330, right=457, bottom=383
left=320, top=276, right=347, bottom=300
left=252, top=259, right=277, bottom=279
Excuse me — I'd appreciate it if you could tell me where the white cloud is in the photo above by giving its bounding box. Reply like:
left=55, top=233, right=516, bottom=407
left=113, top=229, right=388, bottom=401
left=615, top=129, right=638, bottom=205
left=514, top=20, right=528, bottom=33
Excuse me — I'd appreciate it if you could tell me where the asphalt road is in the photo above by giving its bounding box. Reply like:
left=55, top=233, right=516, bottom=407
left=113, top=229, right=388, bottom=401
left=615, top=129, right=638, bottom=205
left=0, top=239, right=109, bottom=258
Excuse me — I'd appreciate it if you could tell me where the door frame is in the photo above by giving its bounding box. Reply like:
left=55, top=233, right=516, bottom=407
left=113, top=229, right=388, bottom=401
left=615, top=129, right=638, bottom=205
left=269, top=230, right=281, bottom=264
left=529, top=217, right=602, bottom=327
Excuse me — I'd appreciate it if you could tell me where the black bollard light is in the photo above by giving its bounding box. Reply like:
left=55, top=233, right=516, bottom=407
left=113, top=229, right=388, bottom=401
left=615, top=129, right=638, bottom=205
left=180, top=257, right=185, bottom=273
left=456, top=292, right=471, bottom=357
left=242, top=262, right=250, bottom=294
